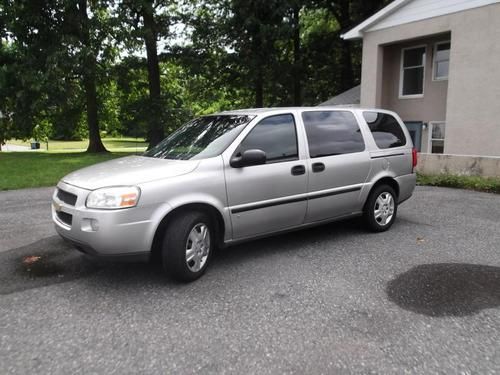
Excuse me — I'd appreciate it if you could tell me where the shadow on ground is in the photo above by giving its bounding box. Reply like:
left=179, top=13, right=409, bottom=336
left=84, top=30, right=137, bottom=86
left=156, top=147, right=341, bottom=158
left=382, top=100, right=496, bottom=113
left=387, top=263, right=500, bottom=317
left=0, top=219, right=366, bottom=295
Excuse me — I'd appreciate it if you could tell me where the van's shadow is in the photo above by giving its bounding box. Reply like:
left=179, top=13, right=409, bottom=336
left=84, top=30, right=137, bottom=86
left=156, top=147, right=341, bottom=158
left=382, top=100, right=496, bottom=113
left=1, top=219, right=365, bottom=294
left=89, top=218, right=366, bottom=288
left=387, top=263, right=500, bottom=317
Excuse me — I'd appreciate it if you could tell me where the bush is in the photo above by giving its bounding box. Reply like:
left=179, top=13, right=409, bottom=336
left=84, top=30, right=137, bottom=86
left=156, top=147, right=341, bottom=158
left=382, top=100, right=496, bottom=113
left=417, top=173, right=500, bottom=194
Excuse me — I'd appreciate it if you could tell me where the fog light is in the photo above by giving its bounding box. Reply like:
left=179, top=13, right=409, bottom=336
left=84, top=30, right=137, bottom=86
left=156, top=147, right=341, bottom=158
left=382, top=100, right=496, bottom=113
left=90, top=219, right=99, bottom=231
left=82, top=218, right=99, bottom=232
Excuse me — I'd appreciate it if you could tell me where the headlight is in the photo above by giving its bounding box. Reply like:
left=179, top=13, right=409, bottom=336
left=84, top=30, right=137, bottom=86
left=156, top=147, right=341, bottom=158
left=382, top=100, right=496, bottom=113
left=86, top=186, right=141, bottom=210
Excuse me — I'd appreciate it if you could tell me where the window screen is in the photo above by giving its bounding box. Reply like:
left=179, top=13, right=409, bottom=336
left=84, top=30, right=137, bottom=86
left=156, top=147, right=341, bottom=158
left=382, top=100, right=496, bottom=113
left=363, top=112, right=407, bottom=149
left=302, top=111, right=365, bottom=157
left=237, top=114, right=298, bottom=163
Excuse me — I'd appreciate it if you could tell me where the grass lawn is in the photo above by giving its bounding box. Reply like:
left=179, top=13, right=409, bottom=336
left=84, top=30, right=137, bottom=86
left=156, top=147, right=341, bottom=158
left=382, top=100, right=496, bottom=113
left=8, top=137, right=147, bottom=153
left=0, top=152, right=136, bottom=190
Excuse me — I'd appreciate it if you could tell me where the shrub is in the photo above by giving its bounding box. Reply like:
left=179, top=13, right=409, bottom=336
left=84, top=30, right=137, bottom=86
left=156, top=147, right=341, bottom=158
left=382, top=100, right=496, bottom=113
left=417, top=173, right=500, bottom=194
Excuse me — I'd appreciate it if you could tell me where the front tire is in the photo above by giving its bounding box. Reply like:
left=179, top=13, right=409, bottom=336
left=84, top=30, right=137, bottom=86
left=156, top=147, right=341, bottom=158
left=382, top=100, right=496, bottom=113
left=363, top=185, right=398, bottom=232
left=162, top=211, right=214, bottom=282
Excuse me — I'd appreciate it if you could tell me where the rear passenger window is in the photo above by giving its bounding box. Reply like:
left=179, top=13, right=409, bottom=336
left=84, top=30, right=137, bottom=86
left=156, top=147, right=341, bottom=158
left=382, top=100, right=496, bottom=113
left=302, top=111, right=365, bottom=157
left=363, top=112, right=407, bottom=149
left=237, top=114, right=298, bottom=163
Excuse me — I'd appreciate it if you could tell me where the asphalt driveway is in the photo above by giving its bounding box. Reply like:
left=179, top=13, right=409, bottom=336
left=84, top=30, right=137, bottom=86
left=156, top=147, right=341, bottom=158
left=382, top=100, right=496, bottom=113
left=0, top=186, right=499, bottom=374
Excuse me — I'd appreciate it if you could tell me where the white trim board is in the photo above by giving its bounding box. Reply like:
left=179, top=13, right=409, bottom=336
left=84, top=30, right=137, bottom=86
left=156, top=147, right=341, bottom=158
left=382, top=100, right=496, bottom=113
left=342, top=0, right=500, bottom=39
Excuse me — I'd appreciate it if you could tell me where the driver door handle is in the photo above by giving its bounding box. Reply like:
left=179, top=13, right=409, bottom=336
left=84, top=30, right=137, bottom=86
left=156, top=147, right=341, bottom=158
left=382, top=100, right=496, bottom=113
left=291, top=165, right=306, bottom=176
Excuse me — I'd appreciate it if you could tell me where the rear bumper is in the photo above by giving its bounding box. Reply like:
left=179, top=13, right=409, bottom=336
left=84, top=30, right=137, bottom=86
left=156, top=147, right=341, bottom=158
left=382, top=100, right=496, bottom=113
left=52, top=181, right=165, bottom=258
left=395, top=173, right=417, bottom=204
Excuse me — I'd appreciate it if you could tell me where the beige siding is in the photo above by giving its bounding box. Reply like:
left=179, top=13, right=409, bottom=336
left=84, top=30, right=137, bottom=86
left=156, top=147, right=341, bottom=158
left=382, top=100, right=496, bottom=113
left=381, top=36, right=449, bottom=120
left=360, top=3, right=500, bottom=156
left=380, top=35, right=449, bottom=152
left=444, top=7, right=500, bottom=156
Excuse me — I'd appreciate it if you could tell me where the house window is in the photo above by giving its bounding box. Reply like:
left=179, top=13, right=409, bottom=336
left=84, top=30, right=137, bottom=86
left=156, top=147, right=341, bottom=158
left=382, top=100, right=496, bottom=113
left=429, top=122, right=445, bottom=154
left=400, top=46, right=426, bottom=98
left=433, top=41, right=450, bottom=80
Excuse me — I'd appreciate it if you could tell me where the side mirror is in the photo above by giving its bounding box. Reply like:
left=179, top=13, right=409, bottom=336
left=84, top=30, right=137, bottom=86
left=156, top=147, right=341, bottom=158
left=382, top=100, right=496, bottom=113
left=230, top=149, right=267, bottom=168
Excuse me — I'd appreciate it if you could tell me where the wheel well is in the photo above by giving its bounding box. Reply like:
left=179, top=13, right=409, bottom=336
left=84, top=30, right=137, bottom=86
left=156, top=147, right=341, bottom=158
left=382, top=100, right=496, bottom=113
left=370, top=177, right=400, bottom=198
left=150, top=203, right=225, bottom=263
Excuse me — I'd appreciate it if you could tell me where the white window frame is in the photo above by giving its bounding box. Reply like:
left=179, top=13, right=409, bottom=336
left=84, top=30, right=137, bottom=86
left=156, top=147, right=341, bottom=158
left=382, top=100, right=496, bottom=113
left=399, top=45, right=426, bottom=99
left=428, top=121, right=446, bottom=154
left=432, top=41, right=451, bottom=81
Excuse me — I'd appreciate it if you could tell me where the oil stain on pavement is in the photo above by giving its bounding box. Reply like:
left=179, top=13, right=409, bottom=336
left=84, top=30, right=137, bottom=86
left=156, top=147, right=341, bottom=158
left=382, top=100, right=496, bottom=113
left=387, top=263, right=500, bottom=317
left=0, top=236, right=102, bottom=295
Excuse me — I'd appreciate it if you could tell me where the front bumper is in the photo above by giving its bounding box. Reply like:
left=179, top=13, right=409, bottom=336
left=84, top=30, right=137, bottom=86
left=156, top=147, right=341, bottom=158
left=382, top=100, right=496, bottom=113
left=52, top=181, right=159, bottom=258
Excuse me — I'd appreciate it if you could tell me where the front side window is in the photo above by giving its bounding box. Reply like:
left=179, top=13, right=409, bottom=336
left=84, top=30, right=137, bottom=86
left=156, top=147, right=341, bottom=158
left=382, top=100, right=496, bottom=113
left=236, top=114, right=298, bottom=163
left=144, top=115, right=254, bottom=160
left=433, top=41, right=450, bottom=80
left=302, top=111, right=365, bottom=157
left=363, top=111, right=407, bottom=149
left=429, top=122, right=445, bottom=154
left=400, top=46, right=426, bottom=97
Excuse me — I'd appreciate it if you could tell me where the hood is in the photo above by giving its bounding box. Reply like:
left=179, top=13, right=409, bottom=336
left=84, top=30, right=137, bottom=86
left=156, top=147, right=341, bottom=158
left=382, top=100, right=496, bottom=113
left=62, top=155, right=200, bottom=190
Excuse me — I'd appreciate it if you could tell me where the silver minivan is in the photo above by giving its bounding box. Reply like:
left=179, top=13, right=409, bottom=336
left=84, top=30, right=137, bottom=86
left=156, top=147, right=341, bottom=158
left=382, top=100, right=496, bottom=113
left=52, top=107, right=417, bottom=281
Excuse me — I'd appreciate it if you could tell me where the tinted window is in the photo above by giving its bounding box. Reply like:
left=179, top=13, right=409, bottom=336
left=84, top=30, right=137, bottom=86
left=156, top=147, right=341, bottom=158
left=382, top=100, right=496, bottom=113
left=302, top=111, right=365, bottom=157
left=237, top=114, right=298, bottom=163
left=363, top=112, right=407, bottom=149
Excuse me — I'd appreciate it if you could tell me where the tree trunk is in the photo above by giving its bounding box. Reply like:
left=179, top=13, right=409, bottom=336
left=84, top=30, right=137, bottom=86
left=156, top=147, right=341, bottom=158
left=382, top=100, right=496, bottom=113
left=254, top=64, right=264, bottom=108
left=79, top=0, right=107, bottom=153
left=83, top=64, right=105, bottom=152
left=141, top=1, right=164, bottom=148
left=292, top=5, right=302, bottom=106
left=339, top=39, right=354, bottom=92
left=332, top=0, right=356, bottom=93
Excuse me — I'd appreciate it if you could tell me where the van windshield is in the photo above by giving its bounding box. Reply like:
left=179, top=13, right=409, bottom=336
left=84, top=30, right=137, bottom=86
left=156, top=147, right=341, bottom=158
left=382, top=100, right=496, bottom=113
left=144, top=115, right=254, bottom=160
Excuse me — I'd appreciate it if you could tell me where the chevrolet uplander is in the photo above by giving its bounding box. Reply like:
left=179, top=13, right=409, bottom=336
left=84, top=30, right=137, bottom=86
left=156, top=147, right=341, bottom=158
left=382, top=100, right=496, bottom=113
left=52, top=107, right=417, bottom=281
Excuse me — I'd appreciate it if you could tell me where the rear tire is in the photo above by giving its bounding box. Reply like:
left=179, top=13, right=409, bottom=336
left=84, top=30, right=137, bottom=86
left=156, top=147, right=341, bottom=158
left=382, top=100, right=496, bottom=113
left=363, top=184, right=398, bottom=232
left=162, top=211, right=214, bottom=282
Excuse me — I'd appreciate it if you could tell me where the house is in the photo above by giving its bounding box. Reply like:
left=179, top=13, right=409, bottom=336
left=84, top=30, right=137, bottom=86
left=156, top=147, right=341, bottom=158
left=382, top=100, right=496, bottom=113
left=341, top=0, right=500, bottom=176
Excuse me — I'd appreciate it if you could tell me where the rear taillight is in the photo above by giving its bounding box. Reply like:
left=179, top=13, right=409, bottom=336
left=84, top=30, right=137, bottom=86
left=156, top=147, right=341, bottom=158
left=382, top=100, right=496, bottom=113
left=412, top=147, right=418, bottom=169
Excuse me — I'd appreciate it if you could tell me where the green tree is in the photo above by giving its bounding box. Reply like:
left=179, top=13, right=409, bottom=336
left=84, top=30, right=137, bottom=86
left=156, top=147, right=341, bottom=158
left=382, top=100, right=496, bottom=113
left=75, top=0, right=108, bottom=152
left=318, top=0, right=389, bottom=92
left=114, top=56, right=154, bottom=138
left=119, top=0, right=180, bottom=147
left=0, top=0, right=118, bottom=152
left=183, top=1, right=254, bottom=109
left=227, top=0, right=287, bottom=107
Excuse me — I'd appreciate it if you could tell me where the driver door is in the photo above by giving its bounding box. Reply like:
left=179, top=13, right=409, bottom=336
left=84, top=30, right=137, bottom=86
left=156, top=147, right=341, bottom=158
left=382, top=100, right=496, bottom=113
left=224, top=114, right=308, bottom=240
